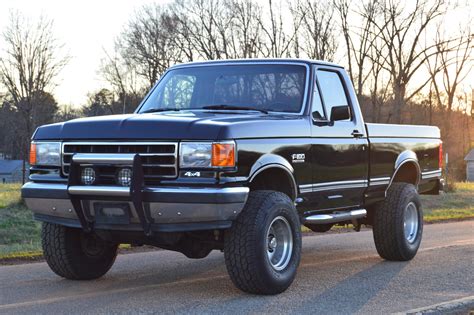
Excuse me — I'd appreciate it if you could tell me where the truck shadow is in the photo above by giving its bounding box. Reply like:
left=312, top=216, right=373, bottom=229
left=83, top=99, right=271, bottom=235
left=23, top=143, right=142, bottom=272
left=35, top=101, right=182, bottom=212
left=194, top=257, right=408, bottom=314
left=293, top=260, right=407, bottom=314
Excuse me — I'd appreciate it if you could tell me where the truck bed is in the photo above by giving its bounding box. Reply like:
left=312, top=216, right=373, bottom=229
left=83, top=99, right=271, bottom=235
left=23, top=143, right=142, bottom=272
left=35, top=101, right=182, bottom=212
left=366, top=123, right=440, bottom=139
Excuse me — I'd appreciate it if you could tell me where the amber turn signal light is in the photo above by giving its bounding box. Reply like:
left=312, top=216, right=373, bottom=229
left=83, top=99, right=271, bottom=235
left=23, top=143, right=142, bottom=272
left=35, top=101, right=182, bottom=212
left=212, top=143, right=235, bottom=167
left=29, top=143, right=37, bottom=165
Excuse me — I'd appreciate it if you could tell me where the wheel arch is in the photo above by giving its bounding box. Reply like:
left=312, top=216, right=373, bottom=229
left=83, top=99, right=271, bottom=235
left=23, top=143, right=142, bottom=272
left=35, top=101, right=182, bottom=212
left=386, top=150, right=421, bottom=195
left=248, top=154, right=297, bottom=201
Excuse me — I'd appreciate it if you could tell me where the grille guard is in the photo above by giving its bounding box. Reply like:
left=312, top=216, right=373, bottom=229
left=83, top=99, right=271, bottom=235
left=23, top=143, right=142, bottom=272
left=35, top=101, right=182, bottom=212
left=67, top=153, right=154, bottom=236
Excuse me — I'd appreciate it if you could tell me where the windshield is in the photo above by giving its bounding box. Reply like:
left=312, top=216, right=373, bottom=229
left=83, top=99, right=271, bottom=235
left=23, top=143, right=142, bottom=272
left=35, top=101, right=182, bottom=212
left=138, top=64, right=308, bottom=114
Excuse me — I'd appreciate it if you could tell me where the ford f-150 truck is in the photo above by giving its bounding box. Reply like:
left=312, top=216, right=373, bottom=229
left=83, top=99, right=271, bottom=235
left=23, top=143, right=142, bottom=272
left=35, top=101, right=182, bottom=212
left=22, top=59, right=443, bottom=295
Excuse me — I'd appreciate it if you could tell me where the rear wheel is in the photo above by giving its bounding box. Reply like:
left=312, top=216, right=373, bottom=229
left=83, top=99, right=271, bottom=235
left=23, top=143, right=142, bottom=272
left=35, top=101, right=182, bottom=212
left=373, top=183, right=423, bottom=261
left=42, top=223, right=118, bottom=280
left=224, top=191, right=302, bottom=295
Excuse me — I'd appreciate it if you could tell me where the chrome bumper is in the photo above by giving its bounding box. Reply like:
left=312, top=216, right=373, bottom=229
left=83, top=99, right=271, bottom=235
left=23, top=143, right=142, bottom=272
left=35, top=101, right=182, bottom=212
left=22, top=182, right=249, bottom=232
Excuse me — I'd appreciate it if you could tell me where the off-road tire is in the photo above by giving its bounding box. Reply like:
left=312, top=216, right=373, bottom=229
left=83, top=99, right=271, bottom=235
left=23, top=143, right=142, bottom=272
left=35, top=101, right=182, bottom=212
left=42, top=223, right=118, bottom=280
left=373, top=183, right=423, bottom=261
left=224, top=191, right=302, bottom=295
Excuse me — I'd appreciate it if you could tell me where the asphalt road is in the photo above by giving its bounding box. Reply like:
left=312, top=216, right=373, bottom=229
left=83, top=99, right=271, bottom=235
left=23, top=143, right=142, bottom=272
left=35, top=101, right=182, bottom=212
left=1, top=221, right=473, bottom=314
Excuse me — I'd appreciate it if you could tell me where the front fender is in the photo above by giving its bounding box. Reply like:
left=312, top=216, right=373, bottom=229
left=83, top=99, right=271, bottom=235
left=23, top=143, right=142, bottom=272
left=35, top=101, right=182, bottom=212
left=247, top=154, right=297, bottom=200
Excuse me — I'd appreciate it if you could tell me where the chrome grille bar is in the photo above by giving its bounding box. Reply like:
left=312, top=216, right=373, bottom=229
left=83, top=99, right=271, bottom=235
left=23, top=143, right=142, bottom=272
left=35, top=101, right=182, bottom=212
left=62, top=142, right=178, bottom=179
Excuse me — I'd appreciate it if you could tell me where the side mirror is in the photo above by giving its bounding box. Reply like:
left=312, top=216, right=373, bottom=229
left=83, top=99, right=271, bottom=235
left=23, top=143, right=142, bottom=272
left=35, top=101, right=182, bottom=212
left=330, top=105, right=350, bottom=122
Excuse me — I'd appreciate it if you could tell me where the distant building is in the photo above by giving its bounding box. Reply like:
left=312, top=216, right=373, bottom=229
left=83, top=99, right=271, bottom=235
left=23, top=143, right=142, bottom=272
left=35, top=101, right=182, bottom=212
left=0, top=160, right=28, bottom=183
left=465, top=149, right=474, bottom=182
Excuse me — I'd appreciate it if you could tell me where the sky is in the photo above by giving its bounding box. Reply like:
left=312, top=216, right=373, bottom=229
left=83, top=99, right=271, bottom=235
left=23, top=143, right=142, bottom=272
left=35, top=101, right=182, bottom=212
left=0, top=0, right=472, bottom=108
left=0, top=0, right=170, bottom=106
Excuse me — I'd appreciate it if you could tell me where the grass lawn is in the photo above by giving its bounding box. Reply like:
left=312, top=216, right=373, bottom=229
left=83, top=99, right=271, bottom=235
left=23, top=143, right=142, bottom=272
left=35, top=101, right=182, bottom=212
left=421, top=182, right=474, bottom=222
left=0, top=184, right=42, bottom=257
left=0, top=182, right=473, bottom=258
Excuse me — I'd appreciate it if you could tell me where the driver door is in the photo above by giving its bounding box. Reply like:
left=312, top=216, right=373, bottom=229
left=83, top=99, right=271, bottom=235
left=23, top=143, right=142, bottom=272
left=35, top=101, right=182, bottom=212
left=307, top=66, right=369, bottom=210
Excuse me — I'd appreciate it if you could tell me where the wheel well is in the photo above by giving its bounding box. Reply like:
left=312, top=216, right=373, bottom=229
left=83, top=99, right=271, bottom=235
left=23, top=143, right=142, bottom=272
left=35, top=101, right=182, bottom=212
left=391, top=161, right=420, bottom=186
left=249, top=167, right=296, bottom=201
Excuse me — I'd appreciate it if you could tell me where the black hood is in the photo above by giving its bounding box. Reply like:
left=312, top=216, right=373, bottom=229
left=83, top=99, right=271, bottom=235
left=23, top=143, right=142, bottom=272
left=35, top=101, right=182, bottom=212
left=33, top=111, right=310, bottom=140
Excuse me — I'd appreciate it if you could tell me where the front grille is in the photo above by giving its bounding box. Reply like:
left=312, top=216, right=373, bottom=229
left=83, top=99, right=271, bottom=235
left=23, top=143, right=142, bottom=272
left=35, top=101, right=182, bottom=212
left=62, top=142, right=178, bottom=184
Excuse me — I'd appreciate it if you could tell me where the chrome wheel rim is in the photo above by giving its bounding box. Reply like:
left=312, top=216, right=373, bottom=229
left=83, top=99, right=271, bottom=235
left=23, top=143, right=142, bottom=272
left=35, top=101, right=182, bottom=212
left=404, top=202, right=419, bottom=243
left=266, top=216, right=293, bottom=271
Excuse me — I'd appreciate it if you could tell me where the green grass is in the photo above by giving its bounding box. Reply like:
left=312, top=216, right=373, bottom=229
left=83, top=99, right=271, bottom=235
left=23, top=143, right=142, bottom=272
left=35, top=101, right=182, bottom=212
left=421, top=182, right=474, bottom=222
left=0, top=182, right=473, bottom=259
left=0, top=184, right=42, bottom=256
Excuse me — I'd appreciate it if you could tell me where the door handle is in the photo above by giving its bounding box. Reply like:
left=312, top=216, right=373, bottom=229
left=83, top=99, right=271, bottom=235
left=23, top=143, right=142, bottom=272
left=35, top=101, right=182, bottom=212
left=352, top=130, right=364, bottom=138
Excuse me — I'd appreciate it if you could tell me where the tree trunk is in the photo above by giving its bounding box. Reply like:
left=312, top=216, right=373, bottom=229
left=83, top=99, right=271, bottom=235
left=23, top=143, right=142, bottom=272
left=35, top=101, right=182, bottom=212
left=392, top=84, right=406, bottom=124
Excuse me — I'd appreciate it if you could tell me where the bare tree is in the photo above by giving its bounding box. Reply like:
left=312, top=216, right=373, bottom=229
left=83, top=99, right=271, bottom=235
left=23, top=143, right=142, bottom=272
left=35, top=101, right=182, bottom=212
left=173, top=0, right=235, bottom=60
left=55, top=104, right=81, bottom=122
left=293, top=0, right=337, bottom=61
left=370, top=0, right=446, bottom=123
left=258, top=0, right=299, bottom=58
left=334, top=0, right=382, bottom=98
left=100, top=48, right=144, bottom=113
left=231, top=0, right=264, bottom=58
left=426, top=27, right=473, bottom=136
left=0, top=12, right=68, bottom=181
left=118, top=4, right=182, bottom=89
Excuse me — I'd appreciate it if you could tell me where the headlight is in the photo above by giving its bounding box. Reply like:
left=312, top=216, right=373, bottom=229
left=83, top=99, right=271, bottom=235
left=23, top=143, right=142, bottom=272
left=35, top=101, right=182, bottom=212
left=30, top=142, right=61, bottom=166
left=180, top=141, right=235, bottom=168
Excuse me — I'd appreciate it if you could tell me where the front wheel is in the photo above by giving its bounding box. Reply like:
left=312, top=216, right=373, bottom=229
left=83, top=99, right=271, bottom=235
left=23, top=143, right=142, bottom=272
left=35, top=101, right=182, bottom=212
left=373, top=183, right=423, bottom=261
left=42, top=223, right=118, bottom=280
left=224, top=191, right=302, bottom=295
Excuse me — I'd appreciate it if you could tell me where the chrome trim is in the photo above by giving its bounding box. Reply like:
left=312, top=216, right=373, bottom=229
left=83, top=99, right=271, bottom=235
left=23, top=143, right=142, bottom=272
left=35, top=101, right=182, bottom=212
left=62, top=141, right=178, bottom=178
left=69, top=186, right=130, bottom=197
left=312, top=179, right=368, bottom=188
left=313, top=183, right=367, bottom=192
left=299, top=179, right=368, bottom=193
left=370, top=177, right=391, bottom=186
left=422, top=169, right=442, bottom=179
left=145, top=186, right=249, bottom=195
left=305, top=209, right=367, bottom=224
left=139, top=61, right=311, bottom=116
left=24, top=185, right=250, bottom=224
left=60, top=184, right=250, bottom=199
left=22, top=182, right=68, bottom=191
left=72, top=154, right=136, bottom=165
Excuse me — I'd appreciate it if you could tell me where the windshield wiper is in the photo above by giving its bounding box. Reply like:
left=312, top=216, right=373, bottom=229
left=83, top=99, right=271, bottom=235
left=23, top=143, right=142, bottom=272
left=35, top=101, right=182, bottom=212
left=202, top=104, right=268, bottom=114
left=140, top=108, right=182, bottom=114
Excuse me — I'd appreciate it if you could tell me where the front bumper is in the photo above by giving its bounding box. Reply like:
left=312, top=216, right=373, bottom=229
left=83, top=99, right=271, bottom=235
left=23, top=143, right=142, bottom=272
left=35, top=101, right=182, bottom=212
left=22, top=182, right=249, bottom=232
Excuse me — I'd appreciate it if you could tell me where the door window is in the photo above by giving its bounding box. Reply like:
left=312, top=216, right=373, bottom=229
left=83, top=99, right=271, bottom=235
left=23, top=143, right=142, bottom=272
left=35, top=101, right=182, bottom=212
left=311, top=82, right=326, bottom=120
left=316, top=70, right=351, bottom=120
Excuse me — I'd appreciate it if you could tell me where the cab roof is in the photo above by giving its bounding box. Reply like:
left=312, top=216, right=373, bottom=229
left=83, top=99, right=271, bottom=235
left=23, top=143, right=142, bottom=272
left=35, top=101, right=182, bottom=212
left=169, top=58, right=344, bottom=69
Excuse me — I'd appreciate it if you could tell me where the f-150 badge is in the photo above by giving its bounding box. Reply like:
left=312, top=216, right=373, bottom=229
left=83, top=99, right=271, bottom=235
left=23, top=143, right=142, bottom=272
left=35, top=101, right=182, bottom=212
left=291, top=153, right=305, bottom=163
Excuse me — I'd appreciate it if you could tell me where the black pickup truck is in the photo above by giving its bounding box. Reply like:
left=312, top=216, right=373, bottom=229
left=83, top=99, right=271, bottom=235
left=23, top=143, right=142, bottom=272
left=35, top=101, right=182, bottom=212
left=22, top=59, right=443, bottom=295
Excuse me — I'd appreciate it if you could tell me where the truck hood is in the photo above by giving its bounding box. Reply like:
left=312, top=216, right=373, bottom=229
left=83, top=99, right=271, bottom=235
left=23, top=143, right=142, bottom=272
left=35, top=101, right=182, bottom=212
left=33, top=111, right=310, bottom=140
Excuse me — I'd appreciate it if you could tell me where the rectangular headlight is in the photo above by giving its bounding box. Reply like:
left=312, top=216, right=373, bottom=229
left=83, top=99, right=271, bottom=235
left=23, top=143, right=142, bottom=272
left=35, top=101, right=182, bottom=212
left=30, top=142, right=61, bottom=166
left=180, top=141, right=235, bottom=168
